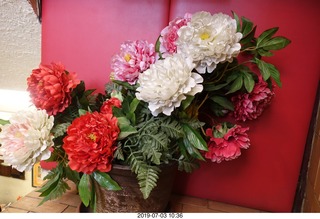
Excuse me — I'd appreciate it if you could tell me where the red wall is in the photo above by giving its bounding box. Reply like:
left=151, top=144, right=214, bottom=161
left=41, top=0, right=320, bottom=212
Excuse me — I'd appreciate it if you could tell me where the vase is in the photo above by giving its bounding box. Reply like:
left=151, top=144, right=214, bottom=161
left=86, top=162, right=177, bottom=213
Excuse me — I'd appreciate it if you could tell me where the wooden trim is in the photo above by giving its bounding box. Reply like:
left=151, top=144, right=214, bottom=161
left=0, top=159, right=25, bottom=180
left=27, top=0, right=42, bottom=23
left=293, top=81, right=320, bottom=212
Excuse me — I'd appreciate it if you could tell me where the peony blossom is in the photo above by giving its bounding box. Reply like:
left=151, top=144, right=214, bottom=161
left=100, top=97, right=122, bottom=114
left=205, top=123, right=250, bottom=163
left=176, top=11, right=242, bottom=73
left=63, top=112, right=120, bottom=174
left=136, top=54, right=203, bottom=116
left=159, top=13, right=191, bottom=58
left=27, top=62, right=80, bottom=116
left=231, top=77, right=275, bottom=121
left=111, top=40, right=156, bottom=85
left=0, top=108, right=54, bottom=172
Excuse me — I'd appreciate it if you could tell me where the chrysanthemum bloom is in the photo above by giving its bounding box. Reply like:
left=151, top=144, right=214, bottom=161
left=100, top=97, right=122, bottom=114
left=27, top=62, right=80, bottom=116
left=231, top=77, right=275, bottom=122
left=111, top=40, right=156, bottom=85
left=204, top=123, right=250, bottom=163
left=136, top=54, right=203, bottom=116
left=176, top=11, right=242, bottom=73
left=63, top=112, right=120, bottom=174
left=0, top=108, right=54, bottom=172
left=159, top=13, right=191, bottom=58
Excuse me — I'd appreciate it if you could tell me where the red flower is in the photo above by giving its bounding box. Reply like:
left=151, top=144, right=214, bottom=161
left=62, top=112, right=120, bottom=174
left=231, top=76, right=274, bottom=122
left=100, top=97, right=122, bottom=114
left=204, top=123, right=250, bottom=163
left=27, top=62, right=80, bottom=115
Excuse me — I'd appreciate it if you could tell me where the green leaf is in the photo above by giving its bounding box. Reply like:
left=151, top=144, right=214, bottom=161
left=257, top=48, right=274, bottom=57
left=181, top=95, right=195, bottom=110
left=155, top=35, right=163, bottom=59
left=241, top=16, right=254, bottom=37
left=226, top=76, right=243, bottom=94
left=268, top=64, right=282, bottom=88
left=261, top=36, right=291, bottom=51
left=78, top=174, right=92, bottom=207
left=78, top=109, right=87, bottom=116
left=38, top=180, right=70, bottom=206
left=182, top=138, right=206, bottom=161
left=204, top=82, right=229, bottom=91
left=64, top=166, right=80, bottom=184
left=232, top=11, right=241, bottom=32
left=182, top=123, right=207, bottom=151
left=0, top=119, right=9, bottom=125
left=254, top=58, right=271, bottom=81
left=243, top=72, right=255, bottom=93
left=240, top=26, right=256, bottom=46
left=255, top=58, right=282, bottom=87
left=117, top=116, right=137, bottom=140
left=129, top=98, right=140, bottom=113
left=37, top=172, right=60, bottom=195
left=210, top=96, right=234, bottom=111
left=257, top=27, right=279, bottom=46
left=92, top=171, right=121, bottom=191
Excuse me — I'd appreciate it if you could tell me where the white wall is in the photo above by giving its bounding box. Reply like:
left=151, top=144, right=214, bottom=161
left=0, top=0, right=41, bottom=204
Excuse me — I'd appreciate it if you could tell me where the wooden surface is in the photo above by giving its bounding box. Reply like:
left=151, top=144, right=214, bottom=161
left=1, top=181, right=264, bottom=213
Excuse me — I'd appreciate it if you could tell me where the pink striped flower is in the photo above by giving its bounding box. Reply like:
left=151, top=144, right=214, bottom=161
left=159, top=13, right=191, bottom=58
left=111, top=40, right=156, bottom=85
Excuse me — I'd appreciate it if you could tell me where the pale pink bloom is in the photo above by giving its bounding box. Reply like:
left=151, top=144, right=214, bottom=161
left=111, top=40, right=156, bottom=85
left=159, top=13, right=191, bottom=58
left=231, top=77, right=275, bottom=121
left=0, top=108, right=54, bottom=172
left=176, top=12, right=242, bottom=73
left=204, top=123, right=250, bottom=163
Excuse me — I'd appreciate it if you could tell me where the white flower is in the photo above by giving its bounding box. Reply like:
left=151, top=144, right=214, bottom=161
left=0, top=108, right=54, bottom=172
left=176, top=11, right=243, bottom=73
left=136, top=54, right=203, bottom=116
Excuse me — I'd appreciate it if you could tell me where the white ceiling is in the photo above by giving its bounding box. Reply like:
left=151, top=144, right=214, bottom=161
left=0, top=0, right=41, bottom=92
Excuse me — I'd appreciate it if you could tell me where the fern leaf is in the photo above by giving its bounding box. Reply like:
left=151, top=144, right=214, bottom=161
left=51, top=122, right=70, bottom=138
left=137, top=165, right=160, bottom=199
left=178, top=156, right=200, bottom=173
left=127, top=152, right=145, bottom=174
left=159, top=118, right=184, bottom=138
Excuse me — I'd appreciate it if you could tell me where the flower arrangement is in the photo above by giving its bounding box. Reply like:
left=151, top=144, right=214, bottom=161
left=0, top=11, right=290, bottom=210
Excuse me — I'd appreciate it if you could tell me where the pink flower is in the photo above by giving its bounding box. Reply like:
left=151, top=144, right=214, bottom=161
left=159, top=13, right=191, bottom=57
left=27, top=62, right=80, bottom=116
left=231, top=77, right=275, bottom=122
left=63, top=112, right=120, bottom=174
left=111, top=40, right=156, bottom=85
left=204, top=123, right=250, bottom=163
left=100, top=97, right=122, bottom=114
left=0, top=108, right=54, bottom=172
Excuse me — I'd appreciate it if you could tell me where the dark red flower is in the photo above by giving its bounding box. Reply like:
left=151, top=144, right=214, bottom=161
left=231, top=77, right=275, bottom=121
left=204, top=123, right=250, bottom=163
left=62, top=112, right=120, bottom=174
left=27, top=62, right=80, bottom=115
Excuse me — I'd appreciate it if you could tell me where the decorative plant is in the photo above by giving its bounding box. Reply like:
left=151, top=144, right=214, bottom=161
left=0, top=11, right=290, bottom=210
